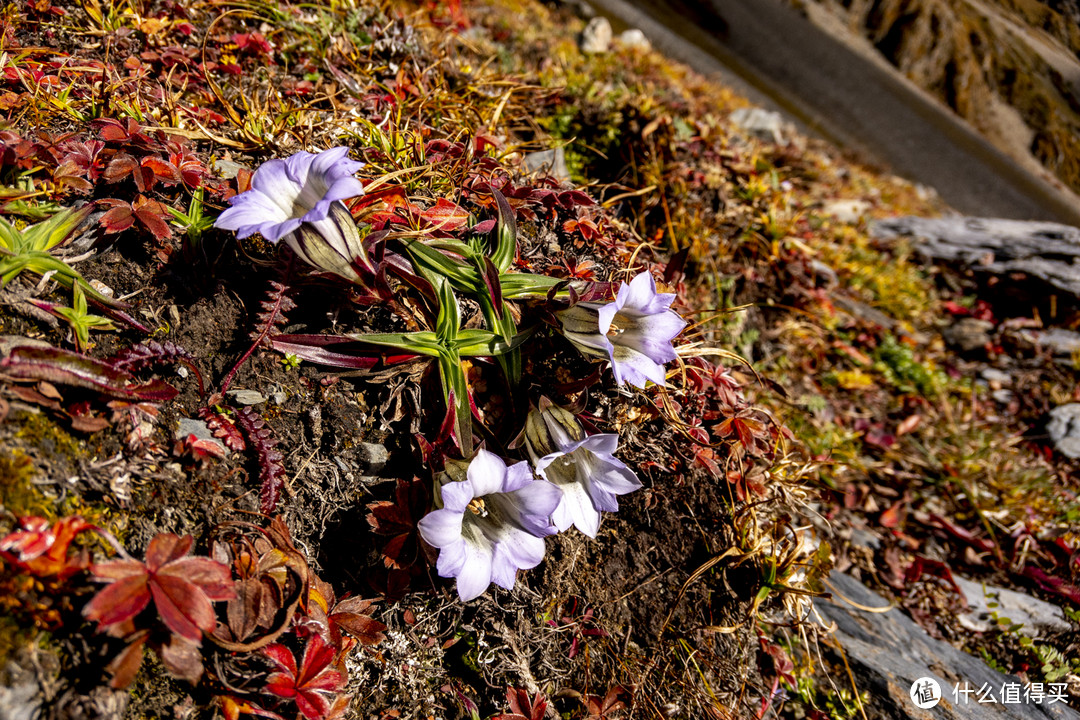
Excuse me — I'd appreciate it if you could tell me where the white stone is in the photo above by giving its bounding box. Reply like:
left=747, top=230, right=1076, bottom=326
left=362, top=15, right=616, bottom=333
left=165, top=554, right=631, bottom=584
left=580, top=17, right=612, bottom=54
left=822, top=199, right=872, bottom=224
left=617, top=28, right=650, bottom=50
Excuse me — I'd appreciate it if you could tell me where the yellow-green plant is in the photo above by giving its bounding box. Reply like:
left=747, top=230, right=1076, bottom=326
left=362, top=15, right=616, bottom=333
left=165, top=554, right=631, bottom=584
left=0, top=206, right=119, bottom=308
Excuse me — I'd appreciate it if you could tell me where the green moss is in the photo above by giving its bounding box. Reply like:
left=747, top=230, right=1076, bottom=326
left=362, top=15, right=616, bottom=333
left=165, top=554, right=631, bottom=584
left=0, top=450, right=52, bottom=520
left=873, top=334, right=950, bottom=396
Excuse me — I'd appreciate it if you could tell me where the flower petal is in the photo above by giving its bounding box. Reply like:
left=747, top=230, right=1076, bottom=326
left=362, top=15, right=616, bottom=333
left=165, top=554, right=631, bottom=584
left=620, top=272, right=676, bottom=316
left=439, top=479, right=475, bottom=512
left=455, top=537, right=493, bottom=601
left=552, top=481, right=602, bottom=537
left=466, top=449, right=509, bottom=497
left=609, top=344, right=668, bottom=388
left=435, top=537, right=467, bottom=578
left=418, top=508, right=463, bottom=548
left=251, top=158, right=305, bottom=217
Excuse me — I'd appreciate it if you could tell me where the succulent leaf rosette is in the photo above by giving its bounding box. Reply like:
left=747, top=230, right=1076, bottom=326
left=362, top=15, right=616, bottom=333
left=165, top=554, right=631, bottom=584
left=558, top=272, right=687, bottom=388
left=214, top=147, right=372, bottom=281
left=417, top=450, right=561, bottom=601
left=525, top=400, right=642, bottom=538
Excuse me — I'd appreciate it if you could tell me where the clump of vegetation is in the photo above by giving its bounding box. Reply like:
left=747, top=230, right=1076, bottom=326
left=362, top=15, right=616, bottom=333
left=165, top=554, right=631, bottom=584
left=0, top=0, right=1077, bottom=717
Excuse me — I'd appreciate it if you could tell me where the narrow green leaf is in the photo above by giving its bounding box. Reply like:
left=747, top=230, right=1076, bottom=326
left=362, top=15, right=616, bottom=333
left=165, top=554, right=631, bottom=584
left=427, top=239, right=473, bottom=257
left=404, top=239, right=481, bottom=291
left=456, top=327, right=534, bottom=357
left=499, top=272, right=567, bottom=299
left=437, top=348, right=473, bottom=455
left=491, top=189, right=517, bottom=273
left=347, top=331, right=443, bottom=356
left=433, top=275, right=462, bottom=345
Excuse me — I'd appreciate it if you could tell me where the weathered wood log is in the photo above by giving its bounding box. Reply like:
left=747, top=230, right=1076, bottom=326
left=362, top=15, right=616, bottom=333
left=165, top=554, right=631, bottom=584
left=873, top=216, right=1080, bottom=298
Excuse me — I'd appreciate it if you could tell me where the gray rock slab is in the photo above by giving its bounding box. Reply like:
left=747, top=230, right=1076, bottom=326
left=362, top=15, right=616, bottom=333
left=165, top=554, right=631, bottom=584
left=1047, top=404, right=1080, bottom=459
left=814, top=572, right=1078, bottom=719
left=873, top=216, right=1080, bottom=298
left=1020, top=329, right=1080, bottom=356
left=617, top=28, right=650, bottom=50
left=953, top=576, right=1071, bottom=637
left=357, top=442, right=389, bottom=473
left=942, top=318, right=995, bottom=352
left=226, top=388, right=267, bottom=406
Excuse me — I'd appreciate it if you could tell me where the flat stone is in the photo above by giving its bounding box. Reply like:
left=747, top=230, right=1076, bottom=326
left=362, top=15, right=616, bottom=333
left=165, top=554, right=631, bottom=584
left=873, top=216, right=1080, bottom=299
left=729, top=107, right=786, bottom=144
left=980, top=368, right=1013, bottom=385
left=943, top=318, right=994, bottom=352
left=814, top=572, right=1078, bottom=719
left=810, top=260, right=839, bottom=288
left=580, top=17, right=612, bottom=54
left=953, top=576, right=1071, bottom=637
left=226, top=389, right=267, bottom=405
left=1047, top=404, right=1080, bottom=459
left=356, top=442, right=389, bottom=473
left=1020, top=328, right=1080, bottom=356
left=211, top=159, right=247, bottom=179
left=522, top=148, right=571, bottom=182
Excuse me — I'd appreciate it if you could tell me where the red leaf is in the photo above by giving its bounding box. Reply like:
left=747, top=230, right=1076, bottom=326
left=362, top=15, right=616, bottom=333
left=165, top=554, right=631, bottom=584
left=504, top=688, right=548, bottom=720
left=107, top=633, right=147, bottom=688
left=150, top=573, right=215, bottom=640
left=263, top=634, right=347, bottom=720
left=141, top=155, right=181, bottom=185
left=83, top=573, right=151, bottom=627
left=103, top=152, right=138, bottom=182
left=419, top=198, right=469, bottom=232
left=0, top=516, right=95, bottom=578
left=132, top=195, right=173, bottom=240
left=879, top=499, right=904, bottom=529
left=331, top=612, right=386, bottom=646
left=100, top=204, right=135, bottom=234
left=84, top=532, right=234, bottom=641
left=145, top=533, right=193, bottom=570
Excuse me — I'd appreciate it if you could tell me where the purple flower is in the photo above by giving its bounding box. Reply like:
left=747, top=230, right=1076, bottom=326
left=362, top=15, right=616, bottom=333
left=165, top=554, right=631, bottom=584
left=557, top=272, right=686, bottom=388
left=214, top=147, right=371, bottom=280
left=418, top=450, right=561, bottom=602
left=525, top=400, right=641, bottom=538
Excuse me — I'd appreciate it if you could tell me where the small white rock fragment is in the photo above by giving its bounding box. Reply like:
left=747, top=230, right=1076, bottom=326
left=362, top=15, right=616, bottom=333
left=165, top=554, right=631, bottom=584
left=617, top=28, right=650, bottom=50
left=580, top=17, right=612, bottom=54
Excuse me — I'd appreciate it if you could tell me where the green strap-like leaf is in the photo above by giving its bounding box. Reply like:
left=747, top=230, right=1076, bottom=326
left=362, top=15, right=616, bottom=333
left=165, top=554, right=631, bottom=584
left=491, top=189, right=517, bottom=273
left=433, top=275, right=462, bottom=345
left=404, top=239, right=480, bottom=291
left=455, top=327, right=534, bottom=357
left=347, top=332, right=443, bottom=356
left=499, top=272, right=566, bottom=299
left=437, top=347, right=473, bottom=455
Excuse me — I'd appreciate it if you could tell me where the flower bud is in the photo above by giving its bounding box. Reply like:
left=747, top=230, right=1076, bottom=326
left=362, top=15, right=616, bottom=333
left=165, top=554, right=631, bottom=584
left=523, top=397, right=584, bottom=462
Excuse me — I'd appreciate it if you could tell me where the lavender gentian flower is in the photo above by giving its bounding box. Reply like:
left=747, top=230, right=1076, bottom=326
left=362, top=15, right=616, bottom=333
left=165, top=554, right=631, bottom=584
left=525, top=399, right=641, bottom=538
left=557, top=272, right=687, bottom=388
left=214, top=147, right=372, bottom=280
left=418, top=450, right=561, bottom=602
